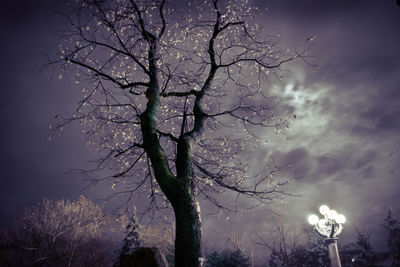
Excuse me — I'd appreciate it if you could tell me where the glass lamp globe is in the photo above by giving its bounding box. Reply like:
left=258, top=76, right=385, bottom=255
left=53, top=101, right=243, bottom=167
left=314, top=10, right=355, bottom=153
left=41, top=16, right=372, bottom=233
left=336, top=214, right=346, bottom=224
left=308, top=214, right=319, bottom=225
left=328, top=209, right=338, bottom=220
left=319, top=205, right=330, bottom=215
left=318, top=219, right=327, bottom=229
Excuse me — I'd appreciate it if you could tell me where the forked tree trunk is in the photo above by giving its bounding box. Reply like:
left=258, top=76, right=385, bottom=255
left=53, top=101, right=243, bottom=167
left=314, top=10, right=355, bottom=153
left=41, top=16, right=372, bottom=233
left=141, top=37, right=203, bottom=267
left=141, top=91, right=203, bottom=266
left=171, top=186, right=202, bottom=267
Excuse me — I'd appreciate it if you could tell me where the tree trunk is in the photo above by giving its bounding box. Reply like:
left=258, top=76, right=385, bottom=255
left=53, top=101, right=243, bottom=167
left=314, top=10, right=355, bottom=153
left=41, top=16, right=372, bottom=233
left=140, top=36, right=203, bottom=267
left=171, top=185, right=202, bottom=267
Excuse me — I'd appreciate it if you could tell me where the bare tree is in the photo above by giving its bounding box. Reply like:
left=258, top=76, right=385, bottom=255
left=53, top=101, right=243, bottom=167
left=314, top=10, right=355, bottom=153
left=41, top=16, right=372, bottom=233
left=229, top=230, right=249, bottom=253
left=13, top=196, right=120, bottom=266
left=257, top=217, right=307, bottom=266
left=51, top=0, right=311, bottom=265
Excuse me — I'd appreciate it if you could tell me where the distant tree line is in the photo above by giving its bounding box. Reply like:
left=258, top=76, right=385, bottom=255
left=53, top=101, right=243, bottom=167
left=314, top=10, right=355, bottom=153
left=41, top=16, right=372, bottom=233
left=0, top=197, right=399, bottom=266
left=205, top=248, right=250, bottom=267
left=203, top=211, right=400, bottom=267
left=254, top=211, right=400, bottom=267
left=0, top=196, right=174, bottom=266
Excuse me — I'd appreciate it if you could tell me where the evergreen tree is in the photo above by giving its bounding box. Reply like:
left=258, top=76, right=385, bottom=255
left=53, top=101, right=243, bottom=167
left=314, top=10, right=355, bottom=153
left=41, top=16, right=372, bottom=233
left=340, top=230, right=385, bottom=267
left=120, top=208, right=142, bottom=255
left=305, top=231, right=329, bottom=267
left=227, top=249, right=250, bottom=267
left=205, top=250, right=223, bottom=267
left=268, top=248, right=287, bottom=267
left=206, top=248, right=249, bottom=267
left=268, top=246, right=311, bottom=267
left=383, top=210, right=400, bottom=266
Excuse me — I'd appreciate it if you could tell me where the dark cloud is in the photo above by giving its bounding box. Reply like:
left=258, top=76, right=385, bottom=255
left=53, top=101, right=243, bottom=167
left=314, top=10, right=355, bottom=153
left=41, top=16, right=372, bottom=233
left=352, top=149, right=378, bottom=170
left=272, top=147, right=312, bottom=179
left=256, top=0, right=400, bottom=247
left=311, top=144, right=379, bottom=182
left=315, top=154, right=345, bottom=177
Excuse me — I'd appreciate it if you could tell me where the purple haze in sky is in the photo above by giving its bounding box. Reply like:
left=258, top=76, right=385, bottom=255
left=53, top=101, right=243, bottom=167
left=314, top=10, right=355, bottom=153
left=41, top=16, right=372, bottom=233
left=0, top=0, right=399, bottom=256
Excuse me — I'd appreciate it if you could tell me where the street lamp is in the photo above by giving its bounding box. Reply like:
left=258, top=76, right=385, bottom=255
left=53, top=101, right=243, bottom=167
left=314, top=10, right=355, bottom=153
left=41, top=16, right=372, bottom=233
left=308, top=205, right=346, bottom=267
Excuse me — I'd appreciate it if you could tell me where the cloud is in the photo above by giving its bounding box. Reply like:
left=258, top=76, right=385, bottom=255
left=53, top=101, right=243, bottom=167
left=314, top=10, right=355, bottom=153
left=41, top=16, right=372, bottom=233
left=261, top=0, right=363, bottom=21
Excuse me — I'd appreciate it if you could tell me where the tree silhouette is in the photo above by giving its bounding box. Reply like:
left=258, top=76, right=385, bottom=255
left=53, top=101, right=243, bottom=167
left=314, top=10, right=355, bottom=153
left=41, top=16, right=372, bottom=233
left=304, top=231, right=329, bottom=267
left=383, top=210, right=400, bottom=266
left=13, top=196, right=118, bottom=266
left=340, top=229, right=386, bottom=267
left=205, top=248, right=249, bottom=267
left=257, top=219, right=309, bottom=266
left=120, top=207, right=142, bottom=256
left=227, top=248, right=250, bottom=267
left=206, top=250, right=223, bottom=267
left=51, top=0, right=311, bottom=265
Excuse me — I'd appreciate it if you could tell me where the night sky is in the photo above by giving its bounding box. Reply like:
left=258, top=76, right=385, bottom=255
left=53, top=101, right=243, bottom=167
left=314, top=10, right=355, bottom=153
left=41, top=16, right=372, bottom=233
left=0, top=0, right=399, bottom=256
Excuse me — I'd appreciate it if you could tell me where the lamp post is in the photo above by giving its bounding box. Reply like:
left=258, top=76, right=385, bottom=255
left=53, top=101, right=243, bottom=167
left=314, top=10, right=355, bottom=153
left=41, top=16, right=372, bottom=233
left=308, top=205, right=346, bottom=267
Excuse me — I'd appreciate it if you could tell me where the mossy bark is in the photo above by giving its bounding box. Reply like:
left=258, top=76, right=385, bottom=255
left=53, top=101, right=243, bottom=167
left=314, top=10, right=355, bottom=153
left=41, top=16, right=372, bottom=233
left=172, top=189, right=202, bottom=267
left=140, top=43, right=202, bottom=267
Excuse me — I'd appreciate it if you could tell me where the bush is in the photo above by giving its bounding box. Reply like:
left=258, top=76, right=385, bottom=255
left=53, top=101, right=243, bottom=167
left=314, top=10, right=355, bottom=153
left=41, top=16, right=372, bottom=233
left=12, top=196, right=121, bottom=266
